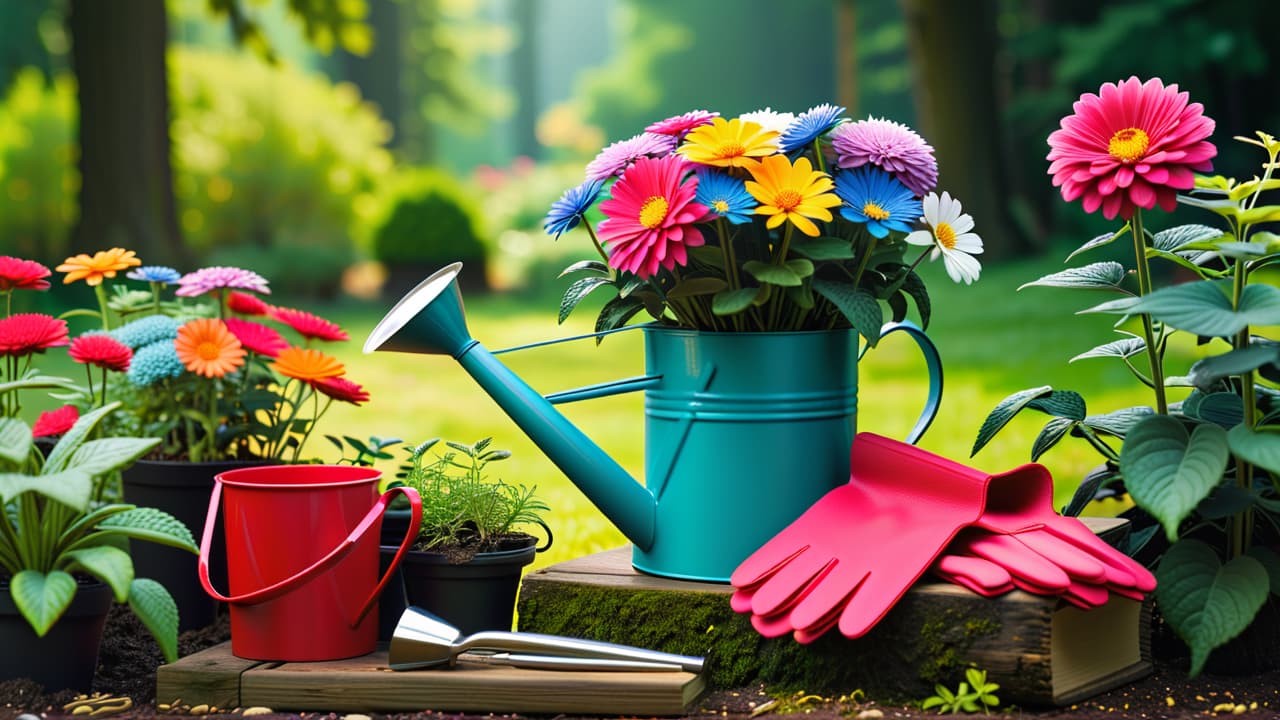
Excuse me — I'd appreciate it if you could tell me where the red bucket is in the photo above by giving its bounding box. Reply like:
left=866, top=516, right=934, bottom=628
left=198, top=465, right=421, bottom=661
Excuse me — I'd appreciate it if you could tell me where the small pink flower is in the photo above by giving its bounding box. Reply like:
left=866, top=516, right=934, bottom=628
left=176, top=266, right=271, bottom=297
left=646, top=110, right=719, bottom=137
left=69, top=334, right=133, bottom=372
left=33, top=405, right=79, bottom=438
left=225, top=317, right=289, bottom=357
left=584, top=132, right=678, bottom=181
left=227, top=291, right=272, bottom=316
left=0, top=257, right=52, bottom=291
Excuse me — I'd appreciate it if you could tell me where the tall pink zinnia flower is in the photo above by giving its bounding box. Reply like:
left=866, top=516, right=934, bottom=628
left=598, top=155, right=708, bottom=279
left=1047, top=77, right=1216, bottom=220
left=829, top=117, right=938, bottom=197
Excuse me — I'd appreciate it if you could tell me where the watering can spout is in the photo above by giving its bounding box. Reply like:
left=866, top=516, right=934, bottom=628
left=364, top=263, right=657, bottom=551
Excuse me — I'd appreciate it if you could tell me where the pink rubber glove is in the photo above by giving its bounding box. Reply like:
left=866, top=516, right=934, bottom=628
left=932, top=550, right=1111, bottom=609
left=730, top=433, right=992, bottom=643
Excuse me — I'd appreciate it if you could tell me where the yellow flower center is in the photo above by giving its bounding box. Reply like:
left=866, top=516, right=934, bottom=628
left=774, top=189, right=803, bottom=211
left=713, top=199, right=730, bottom=213
left=862, top=201, right=890, bottom=221
left=197, top=341, right=222, bottom=361
left=715, top=142, right=746, bottom=159
left=1108, top=127, right=1150, bottom=163
left=639, top=196, right=669, bottom=229
left=935, top=222, right=957, bottom=250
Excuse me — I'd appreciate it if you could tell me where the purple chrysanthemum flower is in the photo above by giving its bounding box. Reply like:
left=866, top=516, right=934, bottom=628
left=544, top=179, right=604, bottom=240
left=779, top=104, right=847, bottom=153
left=829, top=117, right=938, bottom=197
left=584, top=132, right=678, bottom=181
left=645, top=110, right=719, bottom=137
left=175, top=266, right=271, bottom=298
left=126, top=265, right=182, bottom=284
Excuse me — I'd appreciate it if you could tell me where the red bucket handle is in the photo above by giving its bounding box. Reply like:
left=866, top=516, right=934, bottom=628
left=198, top=479, right=423, bottom=628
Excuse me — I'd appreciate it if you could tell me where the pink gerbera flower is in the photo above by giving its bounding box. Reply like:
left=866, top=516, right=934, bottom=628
left=1047, top=76, right=1217, bottom=220
left=584, top=132, right=678, bottom=181
left=69, top=334, right=133, bottom=372
left=0, top=314, right=69, bottom=357
left=0, top=257, right=52, bottom=291
left=227, top=290, right=272, bottom=316
left=312, top=376, right=370, bottom=405
left=33, top=405, right=79, bottom=438
left=598, top=155, right=709, bottom=279
left=269, top=307, right=350, bottom=343
left=645, top=110, right=719, bottom=137
left=829, top=117, right=938, bottom=197
left=175, top=266, right=271, bottom=298
left=225, top=317, right=289, bottom=357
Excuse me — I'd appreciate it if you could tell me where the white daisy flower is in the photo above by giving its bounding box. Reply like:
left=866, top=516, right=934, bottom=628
left=738, top=108, right=796, bottom=136
left=905, top=191, right=983, bottom=285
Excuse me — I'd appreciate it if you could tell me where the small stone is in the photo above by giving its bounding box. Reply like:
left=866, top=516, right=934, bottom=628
left=242, top=708, right=275, bottom=716
left=17, top=714, right=41, bottom=720
left=855, top=710, right=884, bottom=719
left=1213, top=703, right=1235, bottom=713
left=189, top=704, right=210, bottom=715
left=343, top=714, right=373, bottom=720
left=1233, top=705, right=1247, bottom=715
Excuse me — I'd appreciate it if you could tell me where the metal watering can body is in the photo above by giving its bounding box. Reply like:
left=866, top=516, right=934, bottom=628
left=365, top=263, right=942, bottom=583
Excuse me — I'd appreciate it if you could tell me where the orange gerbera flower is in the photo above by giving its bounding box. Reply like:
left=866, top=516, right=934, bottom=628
left=56, top=248, right=142, bottom=287
left=271, top=347, right=345, bottom=383
left=175, top=318, right=246, bottom=378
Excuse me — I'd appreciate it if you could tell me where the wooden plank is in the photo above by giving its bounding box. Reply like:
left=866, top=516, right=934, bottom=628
left=155, top=641, right=269, bottom=709
left=239, top=650, right=704, bottom=716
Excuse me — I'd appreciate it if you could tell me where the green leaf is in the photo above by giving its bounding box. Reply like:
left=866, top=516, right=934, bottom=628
left=0, top=417, right=32, bottom=465
left=1083, top=406, right=1154, bottom=438
left=10, top=570, right=77, bottom=637
left=784, top=258, right=814, bottom=279
left=900, top=271, right=931, bottom=329
left=63, top=546, right=134, bottom=602
left=0, top=375, right=76, bottom=397
left=712, top=287, right=763, bottom=316
left=1182, top=391, right=1244, bottom=428
left=128, top=578, right=180, bottom=663
left=687, top=245, right=726, bottom=270
left=1018, top=262, right=1128, bottom=292
left=0, top=468, right=92, bottom=509
left=743, top=260, right=802, bottom=287
left=98, top=507, right=198, bottom=553
left=1153, top=224, right=1226, bottom=252
left=1063, top=465, right=1119, bottom=517
left=785, top=283, right=815, bottom=311
left=557, top=259, right=610, bottom=278
left=1188, top=344, right=1280, bottom=388
left=970, top=386, right=1053, bottom=456
left=1028, top=390, right=1087, bottom=420
left=1155, top=539, right=1269, bottom=676
left=1227, top=425, right=1280, bottom=475
left=1238, top=204, right=1280, bottom=225
left=1066, top=226, right=1129, bottom=262
left=1082, top=281, right=1280, bottom=337
left=666, top=277, right=728, bottom=299
left=1070, top=336, right=1146, bottom=362
left=1195, top=485, right=1256, bottom=521
left=1245, top=546, right=1280, bottom=596
left=1032, top=417, right=1077, bottom=461
left=813, top=280, right=882, bottom=347
left=559, top=276, right=612, bottom=324
left=65, top=438, right=160, bottom=478
left=1120, top=416, right=1230, bottom=540
left=594, top=294, right=646, bottom=336
left=42, top=402, right=120, bottom=474
left=790, top=236, right=855, bottom=260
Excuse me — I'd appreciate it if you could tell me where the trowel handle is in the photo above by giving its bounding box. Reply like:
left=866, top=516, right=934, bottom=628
left=488, top=653, right=685, bottom=672
left=458, top=631, right=704, bottom=674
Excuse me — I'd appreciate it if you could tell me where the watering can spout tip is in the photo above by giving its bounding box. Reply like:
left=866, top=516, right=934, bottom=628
left=365, top=262, right=474, bottom=357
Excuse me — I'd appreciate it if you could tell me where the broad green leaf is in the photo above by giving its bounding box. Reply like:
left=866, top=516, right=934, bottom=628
left=1082, top=281, right=1280, bottom=337
left=1195, top=485, right=1256, bottom=520
left=1071, top=336, right=1146, bottom=362
left=1227, top=177, right=1280, bottom=202
left=687, top=245, right=726, bottom=270
left=712, top=287, right=763, bottom=316
left=10, top=570, right=77, bottom=637
left=63, top=545, right=134, bottom=602
left=42, top=402, right=121, bottom=474
left=0, top=375, right=76, bottom=397
left=559, top=276, right=612, bottom=324
left=128, top=578, right=180, bottom=663
left=1082, top=406, right=1154, bottom=437
left=784, top=258, right=814, bottom=279
left=1182, top=391, right=1244, bottom=427
left=96, top=507, right=197, bottom=552
left=784, top=283, right=815, bottom=311
left=1238, top=204, right=1280, bottom=225
left=557, top=259, right=610, bottom=278
left=1120, top=416, right=1230, bottom=540
left=1176, top=193, right=1242, bottom=218
left=666, top=277, right=728, bottom=299
left=1208, top=242, right=1271, bottom=260
left=813, top=281, right=882, bottom=347
left=1028, top=390, right=1086, bottom=420
left=743, top=260, right=802, bottom=287
left=1032, top=417, right=1077, bottom=461
left=1018, top=262, right=1128, bottom=292
left=1153, top=224, right=1226, bottom=252
left=594, top=294, right=645, bottom=336
left=970, top=386, right=1053, bottom=456
left=0, top=468, right=91, bottom=509
left=900, top=271, right=931, bottom=329
left=1146, top=247, right=1219, bottom=276
left=1155, top=539, right=1268, bottom=676
left=1227, top=425, right=1280, bottom=475
left=1188, top=343, right=1280, bottom=388
left=790, top=236, right=855, bottom=260
left=0, top=417, right=32, bottom=465
left=66, top=438, right=160, bottom=478
left=1063, top=465, right=1119, bottom=517
left=1245, top=546, right=1280, bottom=596
left=1066, top=226, right=1129, bottom=262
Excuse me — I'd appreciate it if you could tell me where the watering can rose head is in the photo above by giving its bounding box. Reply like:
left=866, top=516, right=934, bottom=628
left=544, top=105, right=984, bottom=342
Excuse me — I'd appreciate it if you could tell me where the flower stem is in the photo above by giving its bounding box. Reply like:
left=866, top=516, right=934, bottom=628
left=582, top=221, right=611, bottom=269
left=94, top=284, right=112, bottom=331
left=1129, top=210, right=1166, bottom=414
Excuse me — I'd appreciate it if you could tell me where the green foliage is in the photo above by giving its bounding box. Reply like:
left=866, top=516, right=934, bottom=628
left=368, top=167, right=488, bottom=272
left=326, top=434, right=401, bottom=467
left=202, top=0, right=374, bottom=60
left=920, top=668, right=1000, bottom=714
left=398, top=437, right=548, bottom=555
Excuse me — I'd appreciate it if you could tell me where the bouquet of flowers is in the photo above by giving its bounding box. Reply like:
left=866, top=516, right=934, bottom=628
left=544, top=104, right=983, bottom=344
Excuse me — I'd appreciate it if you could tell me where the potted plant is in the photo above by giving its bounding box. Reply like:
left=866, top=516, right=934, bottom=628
left=385, top=437, right=550, bottom=635
left=970, top=77, right=1280, bottom=675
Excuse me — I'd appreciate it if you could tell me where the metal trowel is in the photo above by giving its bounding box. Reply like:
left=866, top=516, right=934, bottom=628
left=388, top=606, right=705, bottom=673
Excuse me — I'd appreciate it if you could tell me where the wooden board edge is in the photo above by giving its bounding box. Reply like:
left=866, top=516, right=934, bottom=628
left=155, top=641, right=269, bottom=709
left=1052, top=660, right=1154, bottom=707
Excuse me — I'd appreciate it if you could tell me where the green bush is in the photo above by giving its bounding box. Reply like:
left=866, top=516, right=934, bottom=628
left=369, top=167, right=489, bottom=292
left=0, top=69, right=79, bottom=264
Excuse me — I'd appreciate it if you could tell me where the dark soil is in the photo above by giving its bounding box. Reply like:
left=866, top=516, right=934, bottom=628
left=2, top=607, right=1278, bottom=720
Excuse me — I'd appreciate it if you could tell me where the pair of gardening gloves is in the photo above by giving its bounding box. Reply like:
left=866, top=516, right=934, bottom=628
left=729, top=433, right=1156, bottom=643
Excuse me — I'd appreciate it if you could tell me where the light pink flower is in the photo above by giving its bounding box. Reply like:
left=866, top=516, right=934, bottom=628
left=175, top=266, right=271, bottom=297
left=646, top=110, right=719, bottom=137
left=829, top=117, right=937, bottom=197
left=584, top=132, right=678, bottom=181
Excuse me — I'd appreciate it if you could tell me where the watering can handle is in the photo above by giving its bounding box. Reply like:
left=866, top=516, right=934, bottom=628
left=198, top=481, right=423, bottom=629
left=861, top=321, right=943, bottom=445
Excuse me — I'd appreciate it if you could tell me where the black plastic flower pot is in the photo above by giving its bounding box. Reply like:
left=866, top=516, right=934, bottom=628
left=390, top=537, right=539, bottom=636
left=0, top=579, right=113, bottom=691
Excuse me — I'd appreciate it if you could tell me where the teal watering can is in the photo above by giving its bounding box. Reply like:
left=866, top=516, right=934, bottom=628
left=364, top=263, right=943, bottom=583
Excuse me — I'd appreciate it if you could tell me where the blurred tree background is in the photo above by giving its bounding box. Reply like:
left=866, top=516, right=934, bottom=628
left=0, top=0, right=1276, bottom=293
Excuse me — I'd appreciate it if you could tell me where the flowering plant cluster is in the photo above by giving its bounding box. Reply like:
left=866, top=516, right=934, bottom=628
left=971, top=77, right=1280, bottom=675
left=544, top=104, right=983, bottom=342
left=2, top=249, right=369, bottom=464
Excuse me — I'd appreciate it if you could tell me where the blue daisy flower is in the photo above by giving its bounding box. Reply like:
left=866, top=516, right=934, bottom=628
left=778, top=103, right=847, bottom=153
left=126, top=340, right=185, bottom=387
left=127, top=265, right=182, bottom=284
left=833, top=167, right=921, bottom=239
left=544, top=179, right=604, bottom=240
left=694, top=170, right=756, bottom=225
left=112, top=314, right=181, bottom=350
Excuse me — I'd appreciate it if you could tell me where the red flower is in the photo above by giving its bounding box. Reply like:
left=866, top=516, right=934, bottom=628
left=68, top=334, right=133, bottom=372
left=0, top=314, right=69, bottom=357
left=269, top=307, right=350, bottom=343
left=227, top=291, right=272, bottom=316
left=312, top=376, right=370, bottom=405
left=33, top=405, right=79, bottom=438
left=225, top=317, right=289, bottom=357
left=0, top=257, right=52, bottom=291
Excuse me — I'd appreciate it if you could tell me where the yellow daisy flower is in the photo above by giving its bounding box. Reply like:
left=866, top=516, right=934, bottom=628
left=677, top=117, right=779, bottom=170
left=745, top=155, right=841, bottom=237
left=56, top=248, right=142, bottom=286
